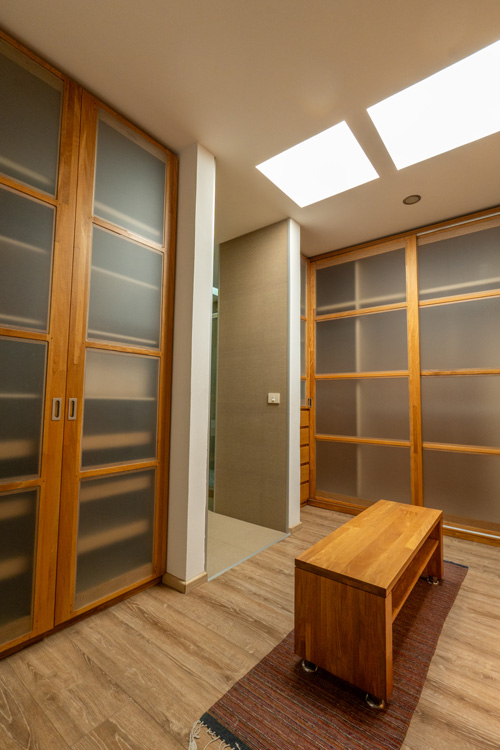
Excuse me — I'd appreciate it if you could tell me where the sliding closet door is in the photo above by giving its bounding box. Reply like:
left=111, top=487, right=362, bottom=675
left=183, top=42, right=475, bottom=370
left=55, top=94, right=176, bottom=622
left=0, top=36, right=80, bottom=649
left=418, top=221, right=500, bottom=532
left=314, top=244, right=412, bottom=507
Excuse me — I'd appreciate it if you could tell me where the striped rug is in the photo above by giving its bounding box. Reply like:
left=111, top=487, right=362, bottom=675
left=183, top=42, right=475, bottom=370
left=190, top=560, right=467, bottom=750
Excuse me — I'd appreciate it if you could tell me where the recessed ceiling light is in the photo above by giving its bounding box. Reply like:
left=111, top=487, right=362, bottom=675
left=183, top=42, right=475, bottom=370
left=256, top=122, right=378, bottom=208
left=403, top=194, right=421, bottom=205
left=367, top=39, right=500, bottom=170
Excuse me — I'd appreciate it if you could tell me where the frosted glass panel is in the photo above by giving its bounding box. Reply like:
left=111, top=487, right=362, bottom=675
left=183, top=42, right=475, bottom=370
left=300, top=256, right=307, bottom=316
left=82, top=350, right=159, bottom=468
left=316, top=249, right=406, bottom=315
left=0, top=187, right=55, bottom=332
left=419, top=225, right=500, bottom=301
left=300, top=319, right=306, bottom=377
left=75, top=470, right=155, bottom=607
left=422, top=376, right=500, bottom=447
left=0, top=488, right=38, bottom=644
left=0, top=41, right=61, bottom=194
left=316, top=379, right=409, bottom=440
left=94, top=117, right=165, bottom=244
left=88, top=227, right=163, bottom=349
left=420, top=297, right=500, bottom=370
left=300, top=380, right=306, bottom=406
left=316, top=310, right=407, bottom=373
left=316, top=441, right=411, bottom=503
left=423, top=450, right=500, bottom=524
left=0, top=338, right=47, bottom=481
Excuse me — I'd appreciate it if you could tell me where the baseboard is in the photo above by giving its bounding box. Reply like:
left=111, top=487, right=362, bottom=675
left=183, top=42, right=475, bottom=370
left=162, top=571, right=208, bottom=594
left=288, top=522, right=303, bottom=533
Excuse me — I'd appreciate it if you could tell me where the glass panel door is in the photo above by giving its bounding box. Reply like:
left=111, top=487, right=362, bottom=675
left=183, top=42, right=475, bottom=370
left=56, top=98, right=170, bottom=618
left=0, top=35, right=74, bottom=650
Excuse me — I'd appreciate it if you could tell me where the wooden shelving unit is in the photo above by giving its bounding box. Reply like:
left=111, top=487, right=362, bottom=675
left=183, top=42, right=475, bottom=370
left=0, top=29, right=177, bottom=657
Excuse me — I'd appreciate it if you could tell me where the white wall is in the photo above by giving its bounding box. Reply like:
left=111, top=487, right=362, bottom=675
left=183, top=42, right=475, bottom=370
left=165, top=142, right=215, bottom=585
left=287, top=219, right=301, bottom=530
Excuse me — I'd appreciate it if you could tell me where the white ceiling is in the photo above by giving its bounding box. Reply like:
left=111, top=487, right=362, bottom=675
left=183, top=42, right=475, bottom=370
left=3, top=0, right=500, bottom=256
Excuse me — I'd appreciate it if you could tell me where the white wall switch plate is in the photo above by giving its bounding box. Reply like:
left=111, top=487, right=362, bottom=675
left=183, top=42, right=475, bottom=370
left=268, top=393, right=280, bottom=404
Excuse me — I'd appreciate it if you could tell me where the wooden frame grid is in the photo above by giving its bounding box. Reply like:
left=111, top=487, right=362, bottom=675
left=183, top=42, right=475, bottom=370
left=0, top=29, right=178, bottom=655
left=308, top=209, right=500, bottom=545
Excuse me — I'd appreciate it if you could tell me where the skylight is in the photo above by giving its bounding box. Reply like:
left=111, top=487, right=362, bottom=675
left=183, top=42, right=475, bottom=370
left=256, top=122, right=378, bottom=208
left=367, top=39, right=500, bottom=170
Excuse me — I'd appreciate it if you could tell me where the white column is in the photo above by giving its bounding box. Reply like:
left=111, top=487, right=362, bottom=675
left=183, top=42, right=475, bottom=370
left=287, top=218, right=302, bottom=531
left=163, top=143, right=215, bottom=592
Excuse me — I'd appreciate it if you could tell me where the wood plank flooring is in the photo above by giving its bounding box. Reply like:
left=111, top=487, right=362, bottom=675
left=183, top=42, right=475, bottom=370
left=0, top=506, right=499, bottom=749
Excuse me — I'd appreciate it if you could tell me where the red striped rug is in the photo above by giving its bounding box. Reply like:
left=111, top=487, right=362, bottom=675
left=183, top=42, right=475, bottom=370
left=190, top=561, right=467, bottom=750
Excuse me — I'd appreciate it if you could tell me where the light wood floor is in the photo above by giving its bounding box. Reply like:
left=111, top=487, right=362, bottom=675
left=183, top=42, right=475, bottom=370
left=0, top=506, right=499, bottom=750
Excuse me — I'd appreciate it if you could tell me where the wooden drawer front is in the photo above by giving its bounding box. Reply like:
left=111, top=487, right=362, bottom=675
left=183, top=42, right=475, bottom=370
left=300, top=464, right=309, bottom=484
left=300, top=482, right=310, bottom=502
left=300, top=445, right=310, bottom=465
left=300, top=427, right=309, bottom=446
left=300, top=410, right=310, bottom=428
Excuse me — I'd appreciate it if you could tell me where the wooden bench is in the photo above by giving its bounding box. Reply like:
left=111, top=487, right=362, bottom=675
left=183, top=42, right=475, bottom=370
left=294, top=499, right=443, bottom=706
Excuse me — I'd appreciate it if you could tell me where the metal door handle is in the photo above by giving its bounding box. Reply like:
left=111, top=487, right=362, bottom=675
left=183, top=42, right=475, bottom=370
left=68, top=398, right=78, bottom=421
left=51, top=397, right=62, bottom=421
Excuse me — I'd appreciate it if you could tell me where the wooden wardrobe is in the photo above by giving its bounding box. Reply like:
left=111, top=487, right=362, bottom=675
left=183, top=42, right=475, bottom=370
left=0, top=31, right=177, bottom=657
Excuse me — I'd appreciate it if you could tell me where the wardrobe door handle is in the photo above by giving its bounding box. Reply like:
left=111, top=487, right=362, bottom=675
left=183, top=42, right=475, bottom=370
left=68, top=398, right=78, bottom=421
left=51, top=398, right=62, bottom=421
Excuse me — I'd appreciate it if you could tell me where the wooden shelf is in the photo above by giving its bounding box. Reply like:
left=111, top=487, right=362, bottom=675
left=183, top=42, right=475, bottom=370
left=391, top=538, right=438, bottom=621
left=0, top=554, right=31, bottom=582
left=0, top=495, right=33, bottom=521
left=90, top=264, right=159, bottom=290
left=81, top=431, right=153, bottom=451
left=0, top=438, right=37, bottom=460
left=80, top=473, right=151, bottom=503
left=0, top=234, right=50, bottom=255
left=77, top=518, right=150, bottom=555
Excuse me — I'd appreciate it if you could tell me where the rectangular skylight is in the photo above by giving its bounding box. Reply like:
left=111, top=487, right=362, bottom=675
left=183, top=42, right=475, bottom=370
left=368, top=39, right=500, bottom=170
left=256, top=121, right=378, bottom=207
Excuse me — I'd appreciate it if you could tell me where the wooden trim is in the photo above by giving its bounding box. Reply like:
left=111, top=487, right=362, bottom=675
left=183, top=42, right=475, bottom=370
left=0, top=478, right=41, bottom=493
left=308, top=497, right=365, bottom=515
left=417, top=211, right=500, bottom=245
left=442, top=526, right=500, bottom=548
left=85, top=340, right=161, bottom=357
left=307, top=261, right=316, bottom=498
left=313, top=238, right=405, bottom=268
left=316, top=371, right=408, bottom=380
left=73, top=565, right=154, bottom=612
left=0, top=328, right=48, bottom=342
left=33, top=79, right=82, bottom=636
left=315, top=435, right=411, bottom=448
left=162, top=571, right=208, bottom=594
left=92, top=215, right=165, bottom=252
left=78, top=460, right=158, bottom=480
left=423, top=442, right=500, bottom=456
left=55, top=89, right=98, bottom=625
left=419, top=289, right=500, bottom=308
left=0, top=575, right=162, bottom=661
left=97, top=100, right=177, bottom=161
left=421, top=369, right=500, bottom=377
left=315, top=301, right=406, bottom=322
left=0, top=176, right=58, bottom=206
left=406, top=236, right=423, bottom=505
left=310, top=204, right=500, bottom=264
left=0, top=29, right=66, bottom=81
left=153, top=150, right=178, bottom=577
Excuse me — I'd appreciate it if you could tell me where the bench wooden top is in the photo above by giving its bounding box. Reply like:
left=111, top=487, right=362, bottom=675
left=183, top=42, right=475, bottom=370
left=295, top=500, right=442, bottom=597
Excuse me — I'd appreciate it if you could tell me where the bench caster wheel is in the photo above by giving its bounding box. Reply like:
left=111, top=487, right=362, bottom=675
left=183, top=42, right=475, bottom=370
left=426, top=576, right=440, bottom=585
left=301, top=660, right=318, bottom=674
left=365, top=693, right=385, bottom=710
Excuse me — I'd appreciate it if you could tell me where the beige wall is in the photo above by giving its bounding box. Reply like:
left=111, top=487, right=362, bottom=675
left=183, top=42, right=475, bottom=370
left=214, top=221, right=289, bottom=531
